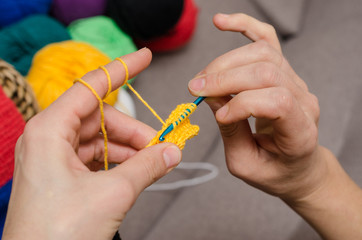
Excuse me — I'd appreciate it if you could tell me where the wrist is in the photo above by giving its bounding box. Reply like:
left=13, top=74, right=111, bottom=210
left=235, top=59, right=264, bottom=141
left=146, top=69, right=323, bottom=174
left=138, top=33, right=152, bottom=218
left=282, top=146, right=362, bottom=239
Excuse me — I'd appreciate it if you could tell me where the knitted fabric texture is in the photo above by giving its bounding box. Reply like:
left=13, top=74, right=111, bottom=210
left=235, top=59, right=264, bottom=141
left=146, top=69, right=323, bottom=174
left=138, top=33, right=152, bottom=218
left=0, top=86, right=25, bottom=234
left=0, top=0, right=52, bottom=28
left=0, top=60, right=40, bottom=121
left=146, top=103, right=199, bottom=150
left=0, top=86, right=25, bottom=187
left=0, top=15, right=70, bottom=76
left=27, top=40, right=118, bottom=110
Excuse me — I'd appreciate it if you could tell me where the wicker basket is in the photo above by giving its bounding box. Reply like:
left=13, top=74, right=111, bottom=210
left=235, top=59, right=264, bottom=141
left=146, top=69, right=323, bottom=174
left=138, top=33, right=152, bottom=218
left=0, top=59, right=40, bottom=121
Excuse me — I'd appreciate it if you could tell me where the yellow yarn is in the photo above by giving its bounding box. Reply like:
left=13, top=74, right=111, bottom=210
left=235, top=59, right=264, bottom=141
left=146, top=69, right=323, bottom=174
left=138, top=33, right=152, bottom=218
left=27, top=40, right=119, bottom=110
left=146, top=103, right=199, bottom=150
left=115, top=57, right=199, bottom=149
left=74, top=78, right=110, bottom=171
left=115, top=57, right=166, bottom=125
left=73, top=57, right=199, bottom=171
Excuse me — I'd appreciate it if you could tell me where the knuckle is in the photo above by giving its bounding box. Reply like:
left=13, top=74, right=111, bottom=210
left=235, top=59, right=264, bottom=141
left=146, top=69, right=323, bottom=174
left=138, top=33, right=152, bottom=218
left=214, top=70, right=226, bottom=90
left=255, top=41, right=283, bottom=66
left=218, top=123, right=239, bottom=138
left=272, top=88, right=294, bottom=115
left=83, top=69, right=108, bottom=94
left=117, top=177, right=138, bottom=203
left=255, top=62, right=281, bottom=87
left=141, top=154, right=162, bottom=183
left=308, top=93, right=320, bottom=120
left=263, top=23, right=277, bottom=37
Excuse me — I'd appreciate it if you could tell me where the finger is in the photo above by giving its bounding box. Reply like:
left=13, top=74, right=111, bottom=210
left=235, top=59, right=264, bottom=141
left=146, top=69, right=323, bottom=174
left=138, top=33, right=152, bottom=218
left=198, top=41, right=285, bottom=76
left=79, top=104, right=156, bottom=149
left=109, top=143, right=182, bottom=196
left=215, top=87, right=318, bottom=157
left=205, top=96, right=233, bottom=114
left=189, top=62, right=304, bottom=99
left=41, top=48, right=152, bottom=133
left=77, top=138, right=138, bottom=166
left=213, top=13, right=282, bottom=53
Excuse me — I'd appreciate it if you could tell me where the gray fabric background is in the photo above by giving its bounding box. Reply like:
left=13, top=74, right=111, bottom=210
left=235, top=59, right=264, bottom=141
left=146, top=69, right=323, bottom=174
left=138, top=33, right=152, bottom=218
left=119, top=0, right=362, bottom=239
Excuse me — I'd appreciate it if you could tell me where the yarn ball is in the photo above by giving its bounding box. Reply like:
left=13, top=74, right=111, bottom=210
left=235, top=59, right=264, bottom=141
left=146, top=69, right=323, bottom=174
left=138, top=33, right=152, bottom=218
left=1, top=180, right=12, bottom=237
left=68, top=16, right=137, bottom=60
left=106, top=0, right=184, bottom=40
left=0, top=0, right=52, bottom=28
left=0, top=86, right=25, bottom=188
left=135, top=0, right=199, bottom=52
left=0, top=15, right=70, bottom=76
left=27, top=41, right=118, bottom=110
left=0, top=60, right=40, bottom=121
left=51, top=0, right=107, bottom=25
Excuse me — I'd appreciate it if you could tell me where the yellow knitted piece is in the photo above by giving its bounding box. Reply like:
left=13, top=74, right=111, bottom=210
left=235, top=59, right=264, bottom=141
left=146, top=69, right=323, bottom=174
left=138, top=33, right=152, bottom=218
left=74, top=57, right=199, bottom=170
left=146, top=103, right=199, bottom=150
left=115, top=58, right=199, bottom=150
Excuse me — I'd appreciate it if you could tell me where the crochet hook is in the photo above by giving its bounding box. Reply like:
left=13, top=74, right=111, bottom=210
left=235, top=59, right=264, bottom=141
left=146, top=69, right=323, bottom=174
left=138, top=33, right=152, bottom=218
left=159, top=96, right=206, bottom=141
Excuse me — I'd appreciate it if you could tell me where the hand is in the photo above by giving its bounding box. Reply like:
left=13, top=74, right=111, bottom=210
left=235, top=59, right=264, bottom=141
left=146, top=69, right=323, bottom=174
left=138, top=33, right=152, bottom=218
left=188, top=13, right=323, bottom=201
left=3, top=48, right=182, bottom=240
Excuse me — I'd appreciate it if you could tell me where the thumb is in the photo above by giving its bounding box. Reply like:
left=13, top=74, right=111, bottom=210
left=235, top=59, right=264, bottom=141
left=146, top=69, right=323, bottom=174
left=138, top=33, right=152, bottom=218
left=109, top=143, right=182, bottom=195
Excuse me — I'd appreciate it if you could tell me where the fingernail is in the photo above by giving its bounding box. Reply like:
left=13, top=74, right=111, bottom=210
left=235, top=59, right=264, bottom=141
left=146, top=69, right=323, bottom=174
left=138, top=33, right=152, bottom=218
left=195, top=70, right=206, bottom=78
left=216, top=105, right=229, bottom=120
left=188, top=78, right=205, bottom=93
left=163, top=146, right=181, bottom=168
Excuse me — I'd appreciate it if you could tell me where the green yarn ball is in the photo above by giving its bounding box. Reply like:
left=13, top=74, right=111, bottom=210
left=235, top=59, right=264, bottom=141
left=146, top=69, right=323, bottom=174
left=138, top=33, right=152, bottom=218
left=68, top=16, right=137, bottom=60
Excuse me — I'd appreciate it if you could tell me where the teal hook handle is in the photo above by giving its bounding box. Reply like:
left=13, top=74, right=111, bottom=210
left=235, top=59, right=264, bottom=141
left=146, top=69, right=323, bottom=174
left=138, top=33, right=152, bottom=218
left=159, top=96, right=206, bottom=141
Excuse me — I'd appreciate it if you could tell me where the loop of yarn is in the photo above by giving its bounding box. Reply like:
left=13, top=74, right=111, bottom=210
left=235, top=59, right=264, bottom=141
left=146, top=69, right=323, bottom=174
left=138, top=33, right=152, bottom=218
left=115, top=57, right=166, bottom=125
left=73, top=78, right=109, bottom=170
left=76, top=58, right=200, bottom=170
left=27, top=40, right=118, bottom=110
left=0, top=15, right=70, bottom=76
left=0, top=0, right=52, bottom=28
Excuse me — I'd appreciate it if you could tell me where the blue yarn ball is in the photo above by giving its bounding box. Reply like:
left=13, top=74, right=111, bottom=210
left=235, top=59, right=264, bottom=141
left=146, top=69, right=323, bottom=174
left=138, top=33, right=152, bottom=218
left=0, top=0, right=53, bottom=28
left=0, top=15, right=70, bottom=76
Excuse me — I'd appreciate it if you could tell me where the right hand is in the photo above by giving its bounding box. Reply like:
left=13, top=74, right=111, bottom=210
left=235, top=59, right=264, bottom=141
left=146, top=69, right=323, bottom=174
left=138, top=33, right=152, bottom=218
left=188, top=13, right=324, bottom=202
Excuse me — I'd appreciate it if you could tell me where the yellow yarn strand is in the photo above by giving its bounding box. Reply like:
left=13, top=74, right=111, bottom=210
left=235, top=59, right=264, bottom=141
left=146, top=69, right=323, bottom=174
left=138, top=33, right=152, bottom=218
left=114, top=57, right=199, bottom=150
left=73, top=58, right=199, bottom=171
left=74, top=78, right=109, bottom=171
left=115, top=57, right=166, bottom=125
left=99, top=66, right=112, bottom=97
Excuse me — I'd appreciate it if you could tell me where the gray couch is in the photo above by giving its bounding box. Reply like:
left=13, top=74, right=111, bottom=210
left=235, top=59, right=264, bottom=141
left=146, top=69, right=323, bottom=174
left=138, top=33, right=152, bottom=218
left=119, top=0, right=362, bottom=239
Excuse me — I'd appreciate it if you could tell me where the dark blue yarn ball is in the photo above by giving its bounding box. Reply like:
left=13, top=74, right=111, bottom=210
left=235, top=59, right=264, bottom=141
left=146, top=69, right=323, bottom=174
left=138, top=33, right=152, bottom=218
left=0, top=0, right=53, bottom=28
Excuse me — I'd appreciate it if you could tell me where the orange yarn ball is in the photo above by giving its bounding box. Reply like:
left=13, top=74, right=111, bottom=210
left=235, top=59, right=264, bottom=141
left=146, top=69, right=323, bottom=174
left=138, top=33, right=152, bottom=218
left=27, top=40, right=118, bottom=110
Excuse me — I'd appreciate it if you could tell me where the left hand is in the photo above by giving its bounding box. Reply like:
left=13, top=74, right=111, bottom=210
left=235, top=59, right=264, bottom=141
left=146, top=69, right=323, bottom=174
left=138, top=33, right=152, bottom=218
left=3, top=48, right=182, bottom=240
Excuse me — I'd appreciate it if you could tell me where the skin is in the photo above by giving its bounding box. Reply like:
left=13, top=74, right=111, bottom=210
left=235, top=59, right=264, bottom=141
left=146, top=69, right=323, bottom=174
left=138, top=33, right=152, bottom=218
left=2, top=48, right=182, bottom=240
left=188, top=13, right=362, bottom=239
